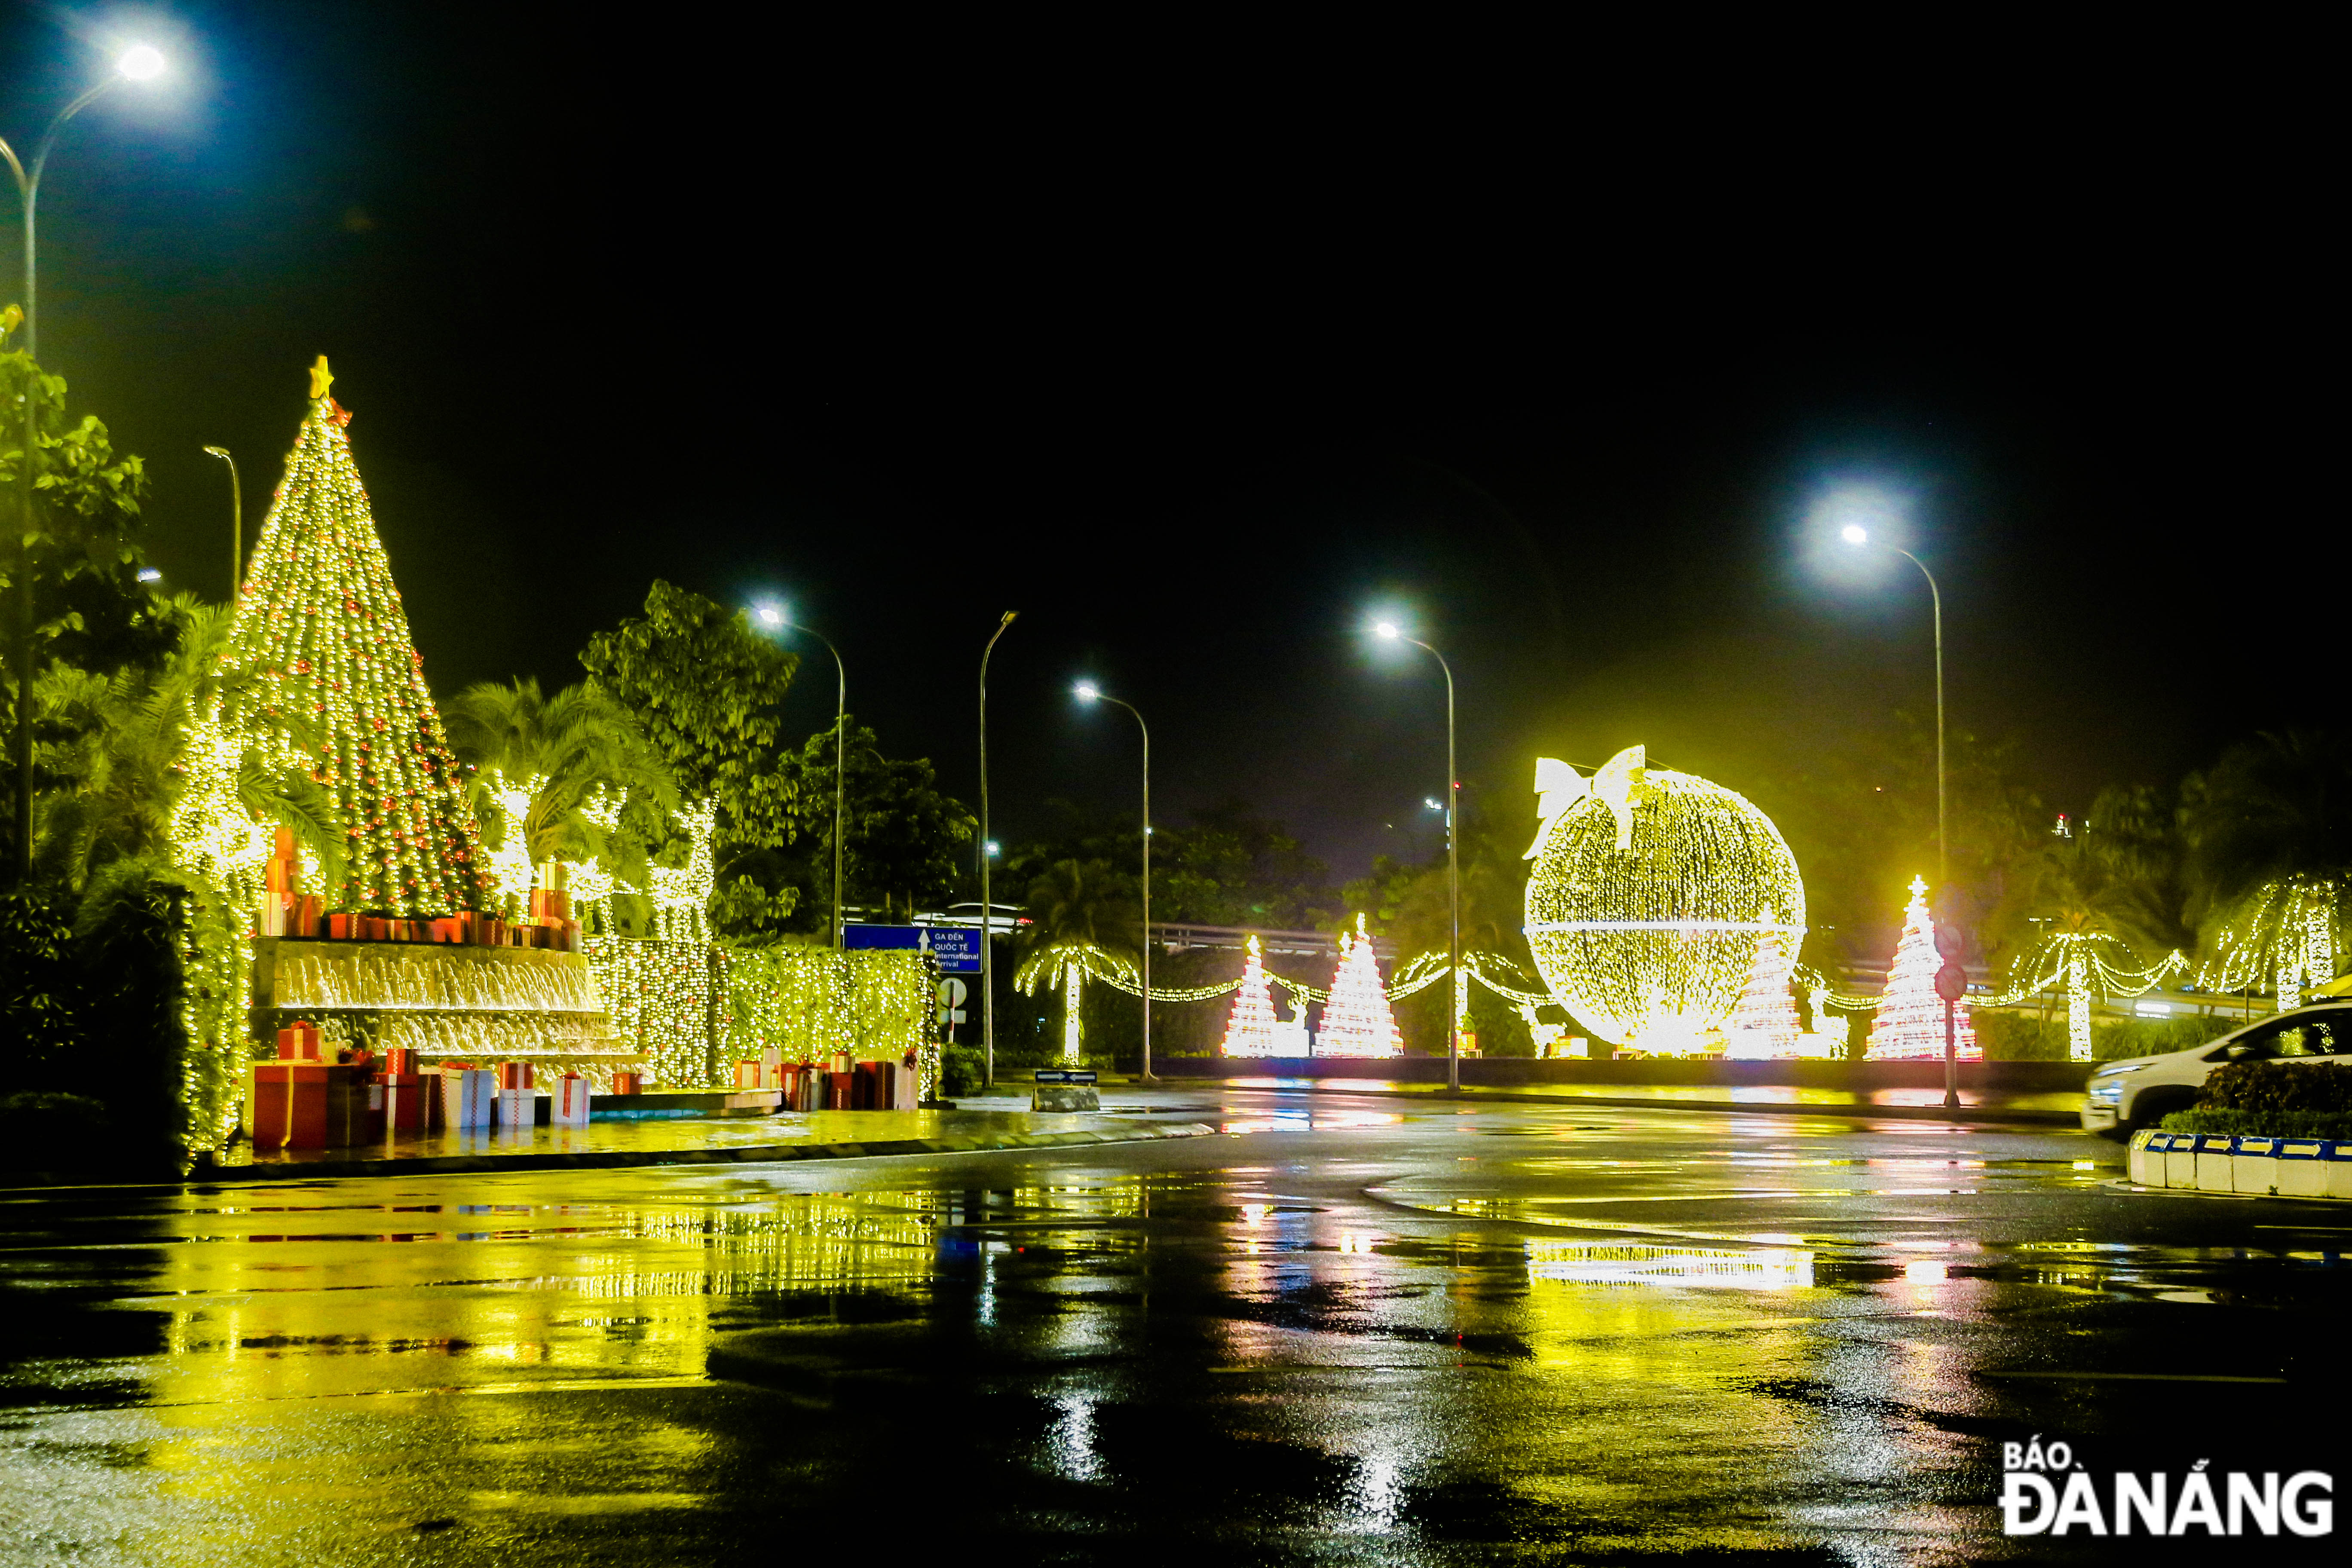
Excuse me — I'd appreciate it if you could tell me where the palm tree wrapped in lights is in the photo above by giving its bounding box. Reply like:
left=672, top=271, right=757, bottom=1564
left=1014, top=858, right=1140, bottom=1065
left=2182, top=732, right=2352, bottom=1011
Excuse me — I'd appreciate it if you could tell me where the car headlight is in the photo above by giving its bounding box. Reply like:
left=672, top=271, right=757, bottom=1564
left=2087, top=1080, right=2124, bottom=1105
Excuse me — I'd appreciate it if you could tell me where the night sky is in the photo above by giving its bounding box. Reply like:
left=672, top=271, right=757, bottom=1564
left=5, top=4, right=2331, bottom=888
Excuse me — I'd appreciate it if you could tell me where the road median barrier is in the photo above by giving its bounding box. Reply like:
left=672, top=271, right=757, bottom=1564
left=2129, top=1129, right=2352, bottom=1198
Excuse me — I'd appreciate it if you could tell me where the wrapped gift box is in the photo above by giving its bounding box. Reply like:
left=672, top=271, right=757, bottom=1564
left=494, top=1087, right=537, bottom=1128
left=373, top=1072, right=426, bottom=1133
left=609, top=1070, right=642, bottom=1096
left=553, top=1074, right=591, bottom=1127
left=827, top=1070, right=854, bottom=1111
left=497, top=1061, right=533, bottom=1091
left=441, top=1066, right=495, bottom=1130
left=253, top=1063, right=366, bottom=1149
left=328, top=912, right=357, bottom=940
left=276, top=1020, right=324, bottom=1061
left=733, top=1060, right=763, bottom=1090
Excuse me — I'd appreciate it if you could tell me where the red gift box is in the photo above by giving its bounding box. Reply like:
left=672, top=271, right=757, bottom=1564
left=610, top=1070, right=642, bottom=1095
left=497, top=1061, right=533, bottom=1091
left=328, top=911, right=356, bottom=940
left=383, top=1046, right=419, bottom=1077
left=530, top=887, right=572, bottom=922
left=372, top=1072, right=426, bottom=1133
left=827, top=1071, right=853, bottom=1111
left=276, top=1020, right=323, bottom=1061
left=253, top=1062, right=366, bottom=1149
left=733, top=1060, right=763, bottom=1090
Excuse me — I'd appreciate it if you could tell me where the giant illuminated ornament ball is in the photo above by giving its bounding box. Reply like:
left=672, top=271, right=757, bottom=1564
left=1522, top=746, right=1806, bottom=1054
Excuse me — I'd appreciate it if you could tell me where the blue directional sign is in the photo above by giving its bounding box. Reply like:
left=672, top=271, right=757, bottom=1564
left=842, top=923, right=982, bottom=973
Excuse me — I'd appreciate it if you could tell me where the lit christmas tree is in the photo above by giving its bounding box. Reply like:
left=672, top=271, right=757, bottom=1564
left=1867, top=876, right=1978, bottom=1060
left=1724, top=931, right=1804, bottom=1058
left=1221, top=935, right=1286, bottom=1057
left=1318, top=916, right=1403, bottom=1057
left=212, top=358, right=487, bottom=916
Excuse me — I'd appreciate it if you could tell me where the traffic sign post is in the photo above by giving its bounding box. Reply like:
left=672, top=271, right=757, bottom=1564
left=937, top=977, right=968, bottom=1041
left=1933, top=919, right=1966, bottom=1109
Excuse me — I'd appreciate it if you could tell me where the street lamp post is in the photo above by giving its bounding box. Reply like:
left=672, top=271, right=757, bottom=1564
left=3, top=43, right=168, bottom=883
left=1840, top=523, right=1946, bottom=885
left=202, top=447, right=242, bottom=595
left=1075, top=682, right=1152, bottom=1083
left=1840, top=520, right=1957, bottom=1107
left=1373, top=621, right=1462, bottom=1092
left=759, top=605, right=846, bottom=946
left=978, top=612, right=1017, bottom=1089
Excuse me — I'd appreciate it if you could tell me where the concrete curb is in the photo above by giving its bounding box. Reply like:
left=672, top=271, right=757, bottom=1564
left=1246, top=1080, right=2083, bottom=1127
left=1, top=1120, right=1222, bottom=1191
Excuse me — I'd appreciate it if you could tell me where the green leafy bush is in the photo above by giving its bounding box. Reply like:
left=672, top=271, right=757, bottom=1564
left=2159, top=1106, right=2352, bottom=1140
left=1975, top=1012, right=2066, bottom=1060
left=940, top=1044, right=983, bottom=1097
left=2096, top=1015, right=2236, bottom=1060
left=2196, top=1060, right=2352, bottom=1114
left=0, top=1093, right=113, bottom=1173
left=1974, top=1011, right=2238, bottom=1061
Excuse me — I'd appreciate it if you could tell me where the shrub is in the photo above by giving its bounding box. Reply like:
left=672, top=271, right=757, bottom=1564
left=2196, top=1060, right=2352, bottom=1114
left=1974, top=1011, right=2239, bottom=1061
left=1976, top=1012, right=2066, bottom=1060
left=2095, top=1015, right=2237, bottom=1060
left=0, top=1092, right=113, bottom=1174
left=2159, top=1106, right=2352, bottom=1140
left=940, top=1044, right=983, bottom=1097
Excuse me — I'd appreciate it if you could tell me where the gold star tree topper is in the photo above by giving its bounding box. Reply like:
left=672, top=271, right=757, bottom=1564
left=308, top=355, right=334, bottom=399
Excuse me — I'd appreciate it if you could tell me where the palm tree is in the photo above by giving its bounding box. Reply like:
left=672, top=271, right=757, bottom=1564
left=2178, top=732, right=2352, bottom=1004
left=34, top=597, right=341, bottom=894
left=1014, top=858, right=1140, bottom=1063
left=440, top=678, right=677, bottom=907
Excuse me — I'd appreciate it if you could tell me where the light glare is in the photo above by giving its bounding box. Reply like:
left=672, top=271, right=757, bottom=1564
left=117, top=45, right=166, bottom=80
left=1073, top=681, right=1100, bottom=702
left=136, top=567, right=162, bottom=582
left=1373, top=621, right=1400, bottom=640
left=1841, top=524, right=1868, bottom=545
left=754, top=603, right=784, bottom=628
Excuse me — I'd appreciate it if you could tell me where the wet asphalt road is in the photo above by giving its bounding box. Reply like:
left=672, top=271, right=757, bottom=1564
left=1, top=1086, right=2346, bottom=1566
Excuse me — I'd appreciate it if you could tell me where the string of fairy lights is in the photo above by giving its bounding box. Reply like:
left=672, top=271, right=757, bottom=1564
left=208, top=378, right=487, bottom=917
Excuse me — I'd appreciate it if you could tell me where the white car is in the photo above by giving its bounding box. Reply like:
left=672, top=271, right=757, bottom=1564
left=2080, top=1002, right=2352, bottom=1137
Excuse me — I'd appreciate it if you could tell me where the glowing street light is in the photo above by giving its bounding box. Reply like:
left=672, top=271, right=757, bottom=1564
left=1822, top=489, right=1948, bottom=882
left=3, top=41, right=170, bottom=882
left=1075, top=680, right=1154, bottom=1081
left=202, top=447, right=245, bottom=594
left=755, top=603, right=846, bottom=946
left=1366, top=615, right=1463, bottom=1090
left=977, top=612, right=1018, bottom=1087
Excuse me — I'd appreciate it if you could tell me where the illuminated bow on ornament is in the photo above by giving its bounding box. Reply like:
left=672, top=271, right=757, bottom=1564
left=1525, top=744, right=1651, bottom=857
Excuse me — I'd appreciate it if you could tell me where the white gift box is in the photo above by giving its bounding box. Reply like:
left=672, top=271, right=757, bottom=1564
left=441, top=1068, right=495, bottom=1130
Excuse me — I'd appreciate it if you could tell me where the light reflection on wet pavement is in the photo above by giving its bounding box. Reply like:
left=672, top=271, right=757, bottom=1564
left=1, top=1086, right=2345, bottom=1564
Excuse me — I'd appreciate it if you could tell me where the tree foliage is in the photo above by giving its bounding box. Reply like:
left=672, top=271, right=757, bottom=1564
left=776, top=716, right=975, bottom=926
left=441, top=675, right=678, bottom=881
left=579, top=582, right=799, bottom=940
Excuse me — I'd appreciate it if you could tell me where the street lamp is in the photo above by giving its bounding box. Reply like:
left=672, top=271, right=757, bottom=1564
left=765, top=605, right=846, bottom=946
left=1075, top=680, right=1153, bottom=1083
left=1830, top=503, right=1948, bottom=885
left=1370, top=618, right=1463, bottom=1091
left=977, top=612, right=1018, bottom=1089
left=202, top=447, right=242, bottom=594
left=3, top=43, right=170, bottom=882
